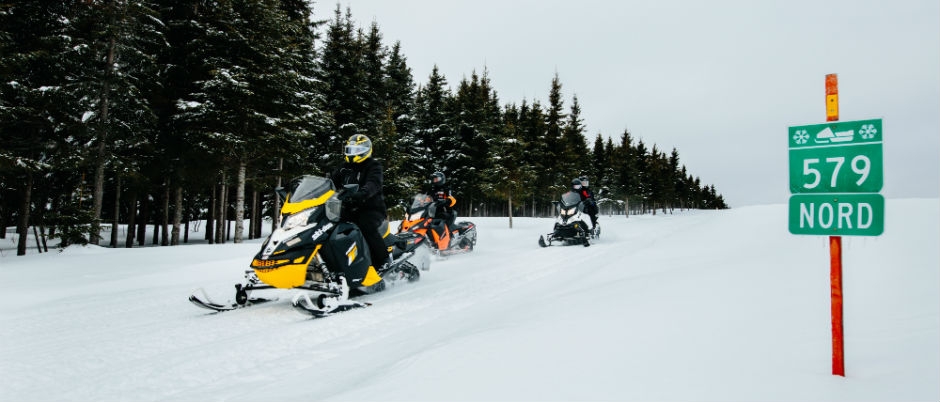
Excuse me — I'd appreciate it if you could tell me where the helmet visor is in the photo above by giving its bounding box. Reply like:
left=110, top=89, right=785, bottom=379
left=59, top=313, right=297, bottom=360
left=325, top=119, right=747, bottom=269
left=344, top=144, right=369, bottom=156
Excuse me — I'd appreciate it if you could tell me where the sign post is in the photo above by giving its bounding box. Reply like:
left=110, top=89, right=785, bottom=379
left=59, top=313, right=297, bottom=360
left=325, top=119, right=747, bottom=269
left=788, top=74, right=884, bottom=377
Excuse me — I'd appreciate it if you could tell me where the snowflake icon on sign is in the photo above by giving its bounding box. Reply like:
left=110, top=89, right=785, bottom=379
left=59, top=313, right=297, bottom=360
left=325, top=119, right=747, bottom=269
left=859, top=124, right=878, bottom=140
left=793, top=129, right=809, bottom=144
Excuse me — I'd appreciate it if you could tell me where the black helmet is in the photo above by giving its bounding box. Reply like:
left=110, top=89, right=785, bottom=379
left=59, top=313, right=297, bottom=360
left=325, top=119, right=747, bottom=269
left=430, top=172, right=446, bottom=187
left=571, top=178, right=582, bottom=190
left=578, top=176, right=589, bottom=188
left=343, top=134, right=373, bottom=163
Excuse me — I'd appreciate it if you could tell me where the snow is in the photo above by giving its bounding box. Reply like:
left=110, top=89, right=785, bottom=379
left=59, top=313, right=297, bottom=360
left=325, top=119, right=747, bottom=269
left=1, top=199, right=937, bottom=401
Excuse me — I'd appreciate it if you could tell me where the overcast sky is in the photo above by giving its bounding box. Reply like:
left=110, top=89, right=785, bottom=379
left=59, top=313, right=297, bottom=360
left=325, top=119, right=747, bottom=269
left=336, top=0, right=939, bottom=207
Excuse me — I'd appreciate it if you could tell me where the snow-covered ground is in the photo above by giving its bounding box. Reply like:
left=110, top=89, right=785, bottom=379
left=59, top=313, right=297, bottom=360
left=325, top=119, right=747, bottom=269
left=1, top=199, right=937, bottom=401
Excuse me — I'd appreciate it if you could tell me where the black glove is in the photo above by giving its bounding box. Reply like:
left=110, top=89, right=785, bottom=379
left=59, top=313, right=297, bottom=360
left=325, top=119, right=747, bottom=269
left=348, top=190, right=368, bottom=202
left=434, top=199, right=448, bottom=207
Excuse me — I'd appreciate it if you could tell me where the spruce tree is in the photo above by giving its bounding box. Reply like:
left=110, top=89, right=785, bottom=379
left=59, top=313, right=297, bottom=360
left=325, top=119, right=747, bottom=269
left=1, top=2, right=80, bottom=254
left=520, top=100, right=550, bottom=215
left=543, top=74, right=566, bottom=197
left=561, top=94, right=588, bottom=181
left=413, top=66, right=451, bottom=183
left=66, top=1, right=165, bottom=244
left=318, top=5, right=367, bottom=170
left=383, top=41, right=417, bottom=205
left=489, top=103, right=536, bottom=223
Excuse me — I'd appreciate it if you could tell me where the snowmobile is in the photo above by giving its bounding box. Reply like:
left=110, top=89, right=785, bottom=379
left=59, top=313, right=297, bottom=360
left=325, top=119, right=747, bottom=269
left=538, top=191, right=601, bottom=247
left=189, top=175, right=432, bottom=317
left=398, top=193, right=477, bottom=256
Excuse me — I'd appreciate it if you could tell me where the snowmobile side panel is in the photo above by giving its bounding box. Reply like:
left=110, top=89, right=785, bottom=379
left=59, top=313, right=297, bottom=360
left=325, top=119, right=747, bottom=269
left=321, top=222, right=374, bottom=287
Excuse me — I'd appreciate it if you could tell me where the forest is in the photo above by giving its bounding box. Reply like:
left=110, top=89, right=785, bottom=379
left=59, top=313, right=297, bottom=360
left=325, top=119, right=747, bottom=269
left=0, top=1, right=727, bottom=256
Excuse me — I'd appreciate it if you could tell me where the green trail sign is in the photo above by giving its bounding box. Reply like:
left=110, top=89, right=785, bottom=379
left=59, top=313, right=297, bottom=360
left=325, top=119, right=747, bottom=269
left=788, top=118, right=884, bottom=236
left=788, top=193, right=884, bottom=236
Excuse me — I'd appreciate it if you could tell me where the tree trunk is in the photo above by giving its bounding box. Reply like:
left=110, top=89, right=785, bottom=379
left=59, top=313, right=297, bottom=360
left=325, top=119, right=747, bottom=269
left=110, top=175, right=121, bottom=248
left=16, top=172, right=33, bottom=256
left=33, top=226, right=42, bottom=253
left=206, top=185, right=215, bottom=243
left=273, top=158, right=282, bottom=232
left=152, top=189, right=159, bottom=245
left=215, top=173, right=226, bottom=244
left=161, top=183, right=169, bottom=246
left=508, top=188, right=513, bottom=229
left=91, top=36, right=116, bottom=246
left=234, top=161, right=246, bottom=243
left=171, top=185, right=182, bottom=245
left=39, top=224, right=48, bottom=252
left=152, top=219, right=159, bottom=245
left=137, top=194, right=148, bottom=246
left=250, top=189, right=258, bottom=240
left=125, top=191, right=137, bottom=248
left=1, top=203, right=6, bottom=239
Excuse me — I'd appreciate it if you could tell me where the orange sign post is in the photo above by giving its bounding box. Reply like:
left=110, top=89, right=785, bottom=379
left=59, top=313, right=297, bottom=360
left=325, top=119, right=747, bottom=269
left=825, top=73, right=845, bottom=377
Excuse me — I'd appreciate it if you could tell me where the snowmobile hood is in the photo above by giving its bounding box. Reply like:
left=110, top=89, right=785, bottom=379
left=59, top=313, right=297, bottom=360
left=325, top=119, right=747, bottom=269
left=409, top=193, right=434, bottom=212
left=560, top=191, right=581, bottom=209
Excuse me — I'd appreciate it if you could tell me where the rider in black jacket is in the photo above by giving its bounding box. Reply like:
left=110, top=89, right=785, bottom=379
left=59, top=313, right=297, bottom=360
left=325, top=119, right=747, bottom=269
left=423, top=171, right=457, bottom=230
left=572, top=176, right=599, bottom=229
left=330, top=134, right=390, bottom=270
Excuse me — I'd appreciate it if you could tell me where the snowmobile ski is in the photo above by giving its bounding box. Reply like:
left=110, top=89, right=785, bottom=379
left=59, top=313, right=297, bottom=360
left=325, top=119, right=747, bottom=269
left=189, top=287, right=276, bottom=312
left=290, top=291, right=371, bottom=318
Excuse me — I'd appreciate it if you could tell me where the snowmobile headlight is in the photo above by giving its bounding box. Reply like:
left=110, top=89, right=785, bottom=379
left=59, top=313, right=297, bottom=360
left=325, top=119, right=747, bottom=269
left=561, top=207, right=577, bottom=217
left=282, top=208, right=316, bottom=230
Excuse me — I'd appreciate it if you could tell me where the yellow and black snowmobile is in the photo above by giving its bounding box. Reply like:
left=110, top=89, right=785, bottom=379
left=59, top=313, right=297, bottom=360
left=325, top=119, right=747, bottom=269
left=189, top=175, right=431, bottom=317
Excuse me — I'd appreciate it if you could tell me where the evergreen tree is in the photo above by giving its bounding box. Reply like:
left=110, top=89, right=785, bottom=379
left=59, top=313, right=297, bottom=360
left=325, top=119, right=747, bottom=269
left=601, top=136, right=617, bottom=194
left=318, top=5, right=367, bottom=169
left=174, top=0, right=316, bottom=243
left=66, top=0, right=165, bottom=244
left=519, top=100, right=550, bottom=215
left=413, top=65, right=451, bottom=184
left=489, top=103, right=536, bottom=223
left=359, top=21, right=386, bottom=140
left=383, top=41, right=417, bottom=205
left=543, top=73, right=566, bottom=196
left=1, top=2, right=83, bottom=254
left=590, top=133, right=606, bottom=188
left=561, top=94, right=588, bottom=181
left=447, top=69, right=500, bottom=216
left=612, top=129, right=637, bottom=203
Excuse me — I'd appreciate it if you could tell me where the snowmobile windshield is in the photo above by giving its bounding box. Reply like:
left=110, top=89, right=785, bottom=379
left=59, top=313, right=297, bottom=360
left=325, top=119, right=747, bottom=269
left=410, top=193, right=434, bottom=211
left=560, top=191, right=582, bottom=209
left=288, top=176, right=335, bottom=203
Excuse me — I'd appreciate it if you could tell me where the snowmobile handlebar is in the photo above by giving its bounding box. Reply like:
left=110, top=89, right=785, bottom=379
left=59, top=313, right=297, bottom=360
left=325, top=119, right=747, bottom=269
left=336, top=183, right=359, bottom=201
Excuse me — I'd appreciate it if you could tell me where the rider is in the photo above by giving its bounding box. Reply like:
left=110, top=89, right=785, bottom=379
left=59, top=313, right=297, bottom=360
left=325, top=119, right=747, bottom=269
left=425, top=171, right=457, bottom=231
left=330, top=134, right=391, bottom=271
left=572, top=176, right=599, bottom=229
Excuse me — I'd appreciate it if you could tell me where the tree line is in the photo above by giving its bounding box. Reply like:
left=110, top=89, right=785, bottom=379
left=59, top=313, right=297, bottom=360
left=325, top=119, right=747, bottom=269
left=0, top=1, right=727, bottom=256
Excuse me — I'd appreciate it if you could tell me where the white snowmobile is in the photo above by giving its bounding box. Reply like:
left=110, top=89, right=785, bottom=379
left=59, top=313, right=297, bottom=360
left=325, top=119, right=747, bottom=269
left=189, top=175, right=432, bottom=317
left=538, top=191, right=601, bottom=247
